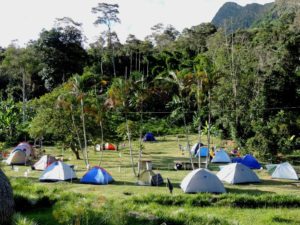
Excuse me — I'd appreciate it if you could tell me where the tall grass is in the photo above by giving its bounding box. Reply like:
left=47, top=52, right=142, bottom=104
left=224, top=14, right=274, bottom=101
left=131, top=193, right=300, bottom=208
left=13, top=213, right=37, bottom=225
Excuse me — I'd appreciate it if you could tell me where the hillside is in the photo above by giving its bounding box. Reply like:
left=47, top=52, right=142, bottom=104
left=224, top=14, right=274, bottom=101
left=212, top=2, right=274, bottom=32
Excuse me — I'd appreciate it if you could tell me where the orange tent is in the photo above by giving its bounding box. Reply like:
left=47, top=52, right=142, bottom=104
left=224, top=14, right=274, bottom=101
left=104, top=143, right=116, bottom=151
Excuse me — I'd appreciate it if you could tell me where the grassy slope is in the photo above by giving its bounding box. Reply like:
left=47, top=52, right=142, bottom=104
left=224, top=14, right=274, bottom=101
left=3, top=134, right=300, bottom=225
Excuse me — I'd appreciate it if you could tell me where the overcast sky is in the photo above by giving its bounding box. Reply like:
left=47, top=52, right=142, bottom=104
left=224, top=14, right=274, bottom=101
left=0, top=0, right=274, bottom=47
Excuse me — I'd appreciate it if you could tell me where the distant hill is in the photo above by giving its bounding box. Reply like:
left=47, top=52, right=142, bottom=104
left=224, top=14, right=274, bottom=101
left=211, top=2, right=274, bottom=32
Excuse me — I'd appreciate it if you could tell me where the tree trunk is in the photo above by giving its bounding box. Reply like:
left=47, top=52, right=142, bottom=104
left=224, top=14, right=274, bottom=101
left=70, top=105, right=84, bottom=162
left=207, top=89, right=211, bottom=169
left=180, top=91, right=194, bottom=170
left=21, top=68, right=26, bottom=124
left=70, top=144, right=81, bottom=160
left=100, top=60, right=104, bottom=75
left=197, top=79, right=203, bottom=168
left=126, top=118, right=137, bottom=177
left=0, top=168, right=14, bottom=225
left=80, top=98, right=89, bottom=167
left=98, top=121, right=105, bottom=166
left=130, top=52, right=133, bottom=75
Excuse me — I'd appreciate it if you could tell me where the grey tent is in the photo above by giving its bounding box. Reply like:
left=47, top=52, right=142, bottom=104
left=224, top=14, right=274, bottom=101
left=271, top=162, right=298, bottom=180
left=211, top=149, right=231, bottom=163
left=137, top=170, right=164, bottom=186
left=217, top=163, right=260, bottom=184
left=180, top=168, right=226, bottom=193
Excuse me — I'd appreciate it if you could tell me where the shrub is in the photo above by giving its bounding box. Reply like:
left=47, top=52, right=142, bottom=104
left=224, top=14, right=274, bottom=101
left=13, top=213, right=37, bottom=225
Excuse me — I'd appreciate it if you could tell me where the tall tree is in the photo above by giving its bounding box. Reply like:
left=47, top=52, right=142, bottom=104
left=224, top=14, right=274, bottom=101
left=35, top=18, right=87, bottom=90
left=92, top=3, right=121, bottom=77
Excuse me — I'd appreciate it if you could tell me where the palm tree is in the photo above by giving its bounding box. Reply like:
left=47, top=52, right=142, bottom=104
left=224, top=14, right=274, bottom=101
left=0, top=168, right=14, bottom=225
left=157, top=70, right=195, bottom=170
left=71, top=75, right=89, bottom=167
left=107, top=78, right=137, bottom=176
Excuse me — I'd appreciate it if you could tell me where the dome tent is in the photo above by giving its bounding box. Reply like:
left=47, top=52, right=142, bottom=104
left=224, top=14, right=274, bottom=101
left=240, top=154, right=261, bottom=169
left=80, top=166, right=114, bottom=184
left=6, top=142, right=34, bottom=165
left=14, top=142, right=34, bottom=158
left=32, top=155, right=56, bottom=171
left=194, top=147, right=209, bottom=157
left=271, top=162, right=298, bottom=180
left=231, top=157, right=243, bottom=163
left=143, top=132, right=156, bottom=142
left=217, top=163, right=260, bottom=184
left=211, top=149, right=231, bottom=163
left=265, top=164, right=279, bottom=174
left=137, top=170, right=164, bottom=186
left=104, top=143, right=117, bottom=150
left=6, top=150, right=26, bottom=165
left=39, top=161, right=76, bottom=182
left=190, top=143, right=205, bottom=155
left=180, top=168, right=226, bottom=193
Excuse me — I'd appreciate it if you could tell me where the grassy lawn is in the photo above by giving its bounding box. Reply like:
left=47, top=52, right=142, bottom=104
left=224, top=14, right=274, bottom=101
left=2, top=134, right=300, bottom=225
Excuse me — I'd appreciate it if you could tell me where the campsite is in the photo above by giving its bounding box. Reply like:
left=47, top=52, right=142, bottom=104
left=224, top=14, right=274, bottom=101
left=0, top=0, right=300, bottom=224
left=1, top=134, right=300, bottom=225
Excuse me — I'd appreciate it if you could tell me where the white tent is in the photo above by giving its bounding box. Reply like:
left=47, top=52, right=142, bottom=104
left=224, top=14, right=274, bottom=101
left=39, top=161, right=76, bottom=181
left=271, top=162, right=299, bottom=180
left=217, top=163, right=260, bottom=184
left=6, top=150, right=26, bottom=165
left=211, top=149, right=231, bottom=163
left=33, top=155, right=56, bottom=171
left=14, top=142, right=33, bottom=158
left=180, top=168, right=226, bottom=193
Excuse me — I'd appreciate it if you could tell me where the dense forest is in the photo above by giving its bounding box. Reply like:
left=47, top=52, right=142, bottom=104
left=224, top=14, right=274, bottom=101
left=0, top=0, right=299, bottom=161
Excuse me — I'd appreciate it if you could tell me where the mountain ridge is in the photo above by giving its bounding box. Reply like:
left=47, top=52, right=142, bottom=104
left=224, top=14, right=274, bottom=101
left=211, top=2, right=274, bottom=32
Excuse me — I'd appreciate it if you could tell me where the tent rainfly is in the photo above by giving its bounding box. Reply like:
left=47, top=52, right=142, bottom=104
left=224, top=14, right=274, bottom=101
left=180, top=168, right=226, bottom=193
left=217, top=163, right=260, bottom=184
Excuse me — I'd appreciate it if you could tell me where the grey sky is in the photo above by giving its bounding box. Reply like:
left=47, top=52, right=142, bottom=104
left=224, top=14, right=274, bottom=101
left=0, top=0, right=274, bottom=47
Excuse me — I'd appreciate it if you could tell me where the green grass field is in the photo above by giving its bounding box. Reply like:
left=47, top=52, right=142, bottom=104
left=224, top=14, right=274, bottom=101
left=2, top=134, right=300, bottom=225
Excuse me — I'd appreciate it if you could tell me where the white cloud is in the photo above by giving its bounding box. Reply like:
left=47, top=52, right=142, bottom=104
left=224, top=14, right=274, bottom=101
left=0, top=0, right=274, bottom=47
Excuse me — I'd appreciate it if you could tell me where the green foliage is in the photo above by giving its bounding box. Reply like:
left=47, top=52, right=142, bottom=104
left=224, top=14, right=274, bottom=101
left=13, top=213, right=38, bottom=225
left=116, top=120, right=139, bottom=140
left=0, top=98, right=25, bottom=144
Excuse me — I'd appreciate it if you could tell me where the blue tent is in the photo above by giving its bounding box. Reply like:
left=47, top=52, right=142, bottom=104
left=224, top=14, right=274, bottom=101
left=143, top=132, right=156, bottom=142
left=232, top=157, right=243, bottom=163
left=80, top=166, right=113, bottom=185
left=240, top=154, right=261, bottom=169
left=195, top=147, right=209, bottom=157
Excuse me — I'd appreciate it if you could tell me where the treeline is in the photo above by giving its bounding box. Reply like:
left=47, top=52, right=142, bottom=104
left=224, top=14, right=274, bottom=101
left=0, top=3, right=299, bottom=160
